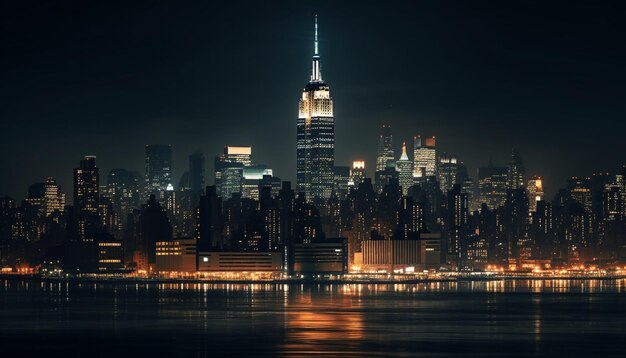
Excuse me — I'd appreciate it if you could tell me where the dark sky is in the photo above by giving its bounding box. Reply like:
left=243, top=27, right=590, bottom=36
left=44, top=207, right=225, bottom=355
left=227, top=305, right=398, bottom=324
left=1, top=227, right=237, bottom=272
left=2, top=0, right=625, bottom=200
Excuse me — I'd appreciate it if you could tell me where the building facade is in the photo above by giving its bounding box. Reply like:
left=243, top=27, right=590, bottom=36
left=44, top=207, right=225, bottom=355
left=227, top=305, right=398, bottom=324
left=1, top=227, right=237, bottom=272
left=297, top=17, right=334, bottom=201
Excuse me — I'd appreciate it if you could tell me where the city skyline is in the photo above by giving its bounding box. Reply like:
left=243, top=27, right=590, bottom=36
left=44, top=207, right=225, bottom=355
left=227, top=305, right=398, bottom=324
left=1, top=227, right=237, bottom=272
left=3, top=2, right=626, bottom=201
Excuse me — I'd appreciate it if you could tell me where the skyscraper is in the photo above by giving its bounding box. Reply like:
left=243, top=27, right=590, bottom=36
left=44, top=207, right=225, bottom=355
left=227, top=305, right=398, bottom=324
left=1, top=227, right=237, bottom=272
left=188, top=150, right=205, bottom=204
left=376, top=124, right=394, bottom=172
left=478, top=160, right=508, bottom=209
left=144, top=145, right=172, bottom=200
left=507, top=148, right=525, bottom=190
left=214, top=146, right=251, bottom=199
left=413, top=135, right=436, bottom=178
left=106, top=169, right=140, bottom=223
left=437, top=153, right=458, bottom=193
left=74, top=156, right=99, bottom=215
left=297, top=16, right=334, bottom=201
left=527, top=176, right=544, bottom=213
left=396, top=142, right=413, bottom=196
left=350, top=161, right=366, bottom=188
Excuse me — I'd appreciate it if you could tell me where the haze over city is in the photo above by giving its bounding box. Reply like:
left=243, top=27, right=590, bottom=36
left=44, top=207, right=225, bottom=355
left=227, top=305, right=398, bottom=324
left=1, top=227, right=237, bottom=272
left=2, top=1, right=626, bottom=200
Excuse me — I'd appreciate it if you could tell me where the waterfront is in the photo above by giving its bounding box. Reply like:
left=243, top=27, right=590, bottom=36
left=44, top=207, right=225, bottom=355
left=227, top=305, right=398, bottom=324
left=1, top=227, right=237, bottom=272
left=1, top=279, right=626, bottom=357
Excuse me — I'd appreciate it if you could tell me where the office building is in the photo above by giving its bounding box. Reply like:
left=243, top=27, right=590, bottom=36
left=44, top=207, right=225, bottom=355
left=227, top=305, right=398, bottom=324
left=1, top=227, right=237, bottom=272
left=215, top=146, right=251, bottom=199
left=376, top=124, right=394, bottom=172
left=156, top=239, right=197, bottom=273
left=297, top=16, right=334, bottom=201
left=106, top=169, right=140, bottom=223
left=527, top=176, right=544, bottom=212
left=350, top=161, right=366, bottom=188
left=144, top=144, right=172, bottom=200
left=413, top=135, right=436, bottom=177
left=478, top=161, right=508, bottom=209
left=396, top=142, right=413, bottom=196
left=507, top=148, right=525, bottom=190
left=437, top=153, right=458, bottom=192
left=188, top=151, right=205, bottom=204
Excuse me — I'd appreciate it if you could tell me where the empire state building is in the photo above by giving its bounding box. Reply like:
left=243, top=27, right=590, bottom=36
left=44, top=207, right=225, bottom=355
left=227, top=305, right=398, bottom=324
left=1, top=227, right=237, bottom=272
left=297, top=16, right=334, bottom=201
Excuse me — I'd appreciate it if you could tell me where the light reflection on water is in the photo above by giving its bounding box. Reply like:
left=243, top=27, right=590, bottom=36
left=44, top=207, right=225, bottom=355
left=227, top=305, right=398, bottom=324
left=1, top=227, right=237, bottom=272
left=0, top=279, right=625, bottom=357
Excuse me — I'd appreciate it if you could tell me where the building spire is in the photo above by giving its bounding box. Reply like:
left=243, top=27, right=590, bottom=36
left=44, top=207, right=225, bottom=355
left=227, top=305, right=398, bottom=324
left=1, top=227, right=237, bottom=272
left=311, top=15, right=322, bottom=82
left=400, top=142, right=409, bottom=161
left=314, top=14, right=319, bottom=56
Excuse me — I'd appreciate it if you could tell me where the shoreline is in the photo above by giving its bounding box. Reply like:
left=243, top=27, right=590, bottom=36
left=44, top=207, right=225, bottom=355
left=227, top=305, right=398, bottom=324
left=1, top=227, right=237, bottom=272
left=2, top=274, right=626, bottom=285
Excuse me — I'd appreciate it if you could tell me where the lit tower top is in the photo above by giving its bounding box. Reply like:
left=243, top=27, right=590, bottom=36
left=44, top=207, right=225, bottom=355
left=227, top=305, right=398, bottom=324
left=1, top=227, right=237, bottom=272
left=297, top=15, right=334, bottom=201
left=399, top=142, right=409, bottom=161
left=311, top=14, right=322, bottom=83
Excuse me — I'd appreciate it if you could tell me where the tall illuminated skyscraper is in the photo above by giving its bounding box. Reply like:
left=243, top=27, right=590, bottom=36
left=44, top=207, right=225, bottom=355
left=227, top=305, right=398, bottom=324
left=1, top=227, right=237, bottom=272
left=478, top=160, right=508, bottom=209
left=527, top=176, right=544, bottom=212
left=145, top=144, right=172, bottom=200
left=437, top=153, right=458, bottom=192
left=74, top=156, right=99, bottom=215
left=413, top=135, right=436, bottom=178
left=508, top=148, right=525, bottom=190
left=376, top=125, right=394, bottom=172
left=214, top=146, right=252, bottom=199
left=297, top=16, right=334, bottom=201
left=350, top=161, right=366, bottom=188
left=396, top=142, right=413, bottom=196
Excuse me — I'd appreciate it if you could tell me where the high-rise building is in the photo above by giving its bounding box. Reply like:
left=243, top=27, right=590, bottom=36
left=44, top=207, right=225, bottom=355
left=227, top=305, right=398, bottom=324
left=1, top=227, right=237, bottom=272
left=350, top=161, right=366, bottom=188
left=188, top=150, right=205, bottom=204
left=507, top=148, right=525, bottom=190
left=74, top=156, right=99, bottom=215
left=215, top=146, right=252, bottom=199
left=333, top=166, right=351, bottom=199
left=376, top=124, right=394, bottom=172
left=242, top=165, right=274, bottom=200
left=27, top=177, right=65, bottom=218
left=527, top=176, right=544, bottom=213
left=297, top=16, right=334, bottom=201
left=144, top=145, right=172, bottom=200
left=478, top=161, right=508, bottom=209
left=413, top=135, right=436, bottom=178
left=568, top=177, right=592, bottom=213
left=106, top=169, right=140, bottom=223
left=396, top=142, right=413, bottom=196
left=437, top=153, right=458, bottom=193
left=376, top=160, right=398, bottom=194
left=196, top=186, right=223, bottom=253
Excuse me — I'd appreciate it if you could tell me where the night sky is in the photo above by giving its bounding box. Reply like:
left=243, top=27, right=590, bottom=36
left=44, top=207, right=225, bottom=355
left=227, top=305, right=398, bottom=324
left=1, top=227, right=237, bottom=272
left=2, top=1, right=625, bottom=200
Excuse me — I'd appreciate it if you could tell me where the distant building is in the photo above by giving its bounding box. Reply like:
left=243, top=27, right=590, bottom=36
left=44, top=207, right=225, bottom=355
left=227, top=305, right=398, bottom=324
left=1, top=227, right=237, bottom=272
left=396, top=142, right=413, bottom=196
left=478, top=161, right=508, bottom=209
left=568, top=177, right=592, bottom=213
left=144, top=144, right=172, bottom=200
left=375, top=161, right=398, bottom=194
left=333, top=166, right=351, bottom=199
left=196, top=186, right=223, bottom=252
left=413, top=135, right=436, bottom=177
left=376, top=124, right=394, bottom=172
left=188, top=151, right=205, bottom=205
left=74, top=156, right=99, bottom=215
left=507, top=148, right=525, bottom=190
left=215, top=146, right=251, bottom=199
left=106, top=169, right=140, bottom=223
left=527, top=176, right=544, bottom=212
left=350, top=161, right=366, bottom=188
left=437, top=153, right=458, bottom=193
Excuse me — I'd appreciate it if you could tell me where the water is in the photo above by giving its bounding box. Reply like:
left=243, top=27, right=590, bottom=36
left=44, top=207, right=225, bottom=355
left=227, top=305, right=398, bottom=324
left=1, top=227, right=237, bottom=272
left=1, top=279, right=625, bottom=357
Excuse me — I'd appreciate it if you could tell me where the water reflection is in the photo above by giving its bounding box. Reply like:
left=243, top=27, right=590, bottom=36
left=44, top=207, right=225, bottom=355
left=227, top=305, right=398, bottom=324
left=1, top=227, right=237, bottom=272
left=1, top=279, right=626, bottom=356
